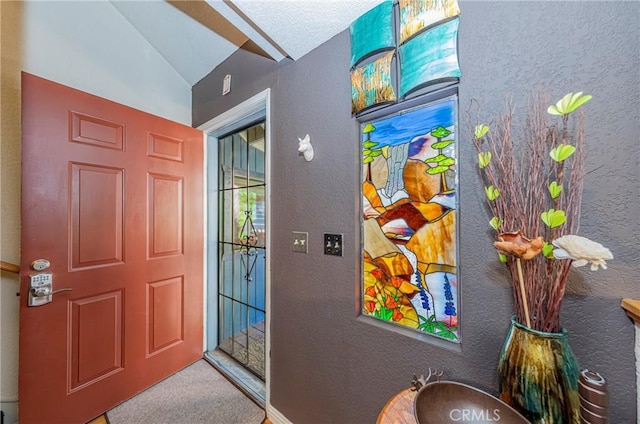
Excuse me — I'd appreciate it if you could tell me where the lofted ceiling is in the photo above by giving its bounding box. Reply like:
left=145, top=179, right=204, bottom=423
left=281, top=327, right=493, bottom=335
left=111, top=0, right=385, bottom=87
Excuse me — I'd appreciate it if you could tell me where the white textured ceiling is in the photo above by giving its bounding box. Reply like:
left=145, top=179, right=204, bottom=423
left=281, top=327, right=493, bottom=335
left=112, top=0, right=385, bottom=86
left=231, top=0, right=386, bottom=60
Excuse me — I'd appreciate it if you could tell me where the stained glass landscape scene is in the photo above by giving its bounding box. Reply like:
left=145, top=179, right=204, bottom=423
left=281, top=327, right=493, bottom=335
left=361, top=95, right=459, bottom=342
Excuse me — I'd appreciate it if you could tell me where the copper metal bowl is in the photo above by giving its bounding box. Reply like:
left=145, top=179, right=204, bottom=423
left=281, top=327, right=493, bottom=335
left=414, top=381, right=530, bottom=424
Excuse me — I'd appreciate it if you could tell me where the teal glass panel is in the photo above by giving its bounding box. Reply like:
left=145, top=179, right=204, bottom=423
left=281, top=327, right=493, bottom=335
left=399, top=17, right=460, bottom=98
left=349, top=0, right=394, bottom=68
left=351, top=51, right=397, bottom=115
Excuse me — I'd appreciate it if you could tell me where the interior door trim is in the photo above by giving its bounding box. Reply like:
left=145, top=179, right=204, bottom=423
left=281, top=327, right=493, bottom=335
left=197, top=88, right=271, bottom=409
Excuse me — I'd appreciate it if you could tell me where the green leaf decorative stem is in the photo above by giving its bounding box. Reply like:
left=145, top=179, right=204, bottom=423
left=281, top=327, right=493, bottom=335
left=541, top=209, right=567, bottom=228
left=542, top=242, right=554, bottom=259
left=550, top=144, right=576, bottom=162
left=548, top=181, right=563, bottom=199
left=490, top=216, right=503, bottom=230
left=471, top=92, right=598, bottom=328
left=470, top=90, right=606, bottom=424
left=474, top=124, right=489, bottom=139
left=547, top=91, right=592, bottom=115
left=485, top=185, right=501, bottom=201
left=478, top=151, right=492, bottom=168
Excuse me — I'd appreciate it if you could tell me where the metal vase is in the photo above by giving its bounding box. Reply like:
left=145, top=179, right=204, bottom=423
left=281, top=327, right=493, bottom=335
left=498, top=316, right=581, bottom=423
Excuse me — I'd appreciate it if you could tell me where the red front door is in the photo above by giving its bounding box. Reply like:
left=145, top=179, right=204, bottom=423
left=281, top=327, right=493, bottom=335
left=19, top=73, right=203, bottom=424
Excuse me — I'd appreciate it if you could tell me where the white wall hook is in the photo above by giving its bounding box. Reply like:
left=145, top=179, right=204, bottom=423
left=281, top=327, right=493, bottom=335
left=298, top=134, right=314, bottom=162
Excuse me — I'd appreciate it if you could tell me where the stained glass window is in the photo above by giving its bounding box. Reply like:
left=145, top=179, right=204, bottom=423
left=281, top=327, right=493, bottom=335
left=361, top=93, right=459, bottom=342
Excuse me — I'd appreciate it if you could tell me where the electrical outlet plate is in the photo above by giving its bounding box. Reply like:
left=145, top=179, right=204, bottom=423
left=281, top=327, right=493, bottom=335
left=292, top=231, right=308, bottom=253
left=324, top=233, right=343, bottom=256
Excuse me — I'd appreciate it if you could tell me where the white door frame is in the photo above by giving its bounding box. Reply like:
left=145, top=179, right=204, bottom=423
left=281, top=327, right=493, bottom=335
left=197, top=88, right=272, bottom=408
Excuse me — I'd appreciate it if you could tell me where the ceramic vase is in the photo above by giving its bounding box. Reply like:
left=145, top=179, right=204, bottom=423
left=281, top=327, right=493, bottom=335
left=498, top=316, right=580, bottom=424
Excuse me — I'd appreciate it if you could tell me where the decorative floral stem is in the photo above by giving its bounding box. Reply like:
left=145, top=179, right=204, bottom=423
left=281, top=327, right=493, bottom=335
left=469, top=91, right=598, bottom=332
left=516, top=258, right=531, bottom=328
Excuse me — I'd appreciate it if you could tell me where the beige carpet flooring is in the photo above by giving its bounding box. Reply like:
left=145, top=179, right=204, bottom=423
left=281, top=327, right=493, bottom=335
left=107, top=360, right=265, bottom=424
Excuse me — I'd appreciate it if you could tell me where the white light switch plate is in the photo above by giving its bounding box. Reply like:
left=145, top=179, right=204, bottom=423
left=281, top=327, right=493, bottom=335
left=222, top=74, right=231, bottom=95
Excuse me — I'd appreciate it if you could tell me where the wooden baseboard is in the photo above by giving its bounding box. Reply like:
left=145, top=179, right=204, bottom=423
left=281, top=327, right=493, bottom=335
left=86, top=414, right=108, bottom=424
left=266, top=404, right=294, bottom=424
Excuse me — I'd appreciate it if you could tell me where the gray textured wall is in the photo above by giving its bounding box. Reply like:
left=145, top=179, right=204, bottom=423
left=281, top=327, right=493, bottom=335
left=193, top=2, right=639, bottom=423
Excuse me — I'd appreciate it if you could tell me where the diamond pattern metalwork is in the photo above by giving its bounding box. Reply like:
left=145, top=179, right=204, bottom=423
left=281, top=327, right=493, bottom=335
left=239, top=210, right=258, bottom=283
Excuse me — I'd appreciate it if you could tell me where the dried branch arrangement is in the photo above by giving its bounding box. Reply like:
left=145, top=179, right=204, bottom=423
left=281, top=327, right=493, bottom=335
left=469, top=92, right=612, bottom=333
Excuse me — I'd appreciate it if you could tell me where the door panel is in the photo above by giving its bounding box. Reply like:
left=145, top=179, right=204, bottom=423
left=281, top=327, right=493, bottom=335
left=147, top=276, right=184, bottom=356
left=70, top=163, right=125, bottom=269
left=19, top=73, right=203, bottom=424
left=68, top=291, right=124, bottom=392
left=148, top=173, right=183, bottom=257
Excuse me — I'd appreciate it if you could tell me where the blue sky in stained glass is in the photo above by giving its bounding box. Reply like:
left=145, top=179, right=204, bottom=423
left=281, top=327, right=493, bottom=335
left=362, top=96, right=456, bottom=148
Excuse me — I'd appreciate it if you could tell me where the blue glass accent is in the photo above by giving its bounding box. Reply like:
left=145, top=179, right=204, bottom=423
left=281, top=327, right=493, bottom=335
left=443, top=274, right=456, bottom=317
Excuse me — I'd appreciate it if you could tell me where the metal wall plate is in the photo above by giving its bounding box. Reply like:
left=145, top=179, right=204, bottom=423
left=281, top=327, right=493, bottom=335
left=324, top=233, right=343, bottom=256
left=292, top=231, right=308, bottom=253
